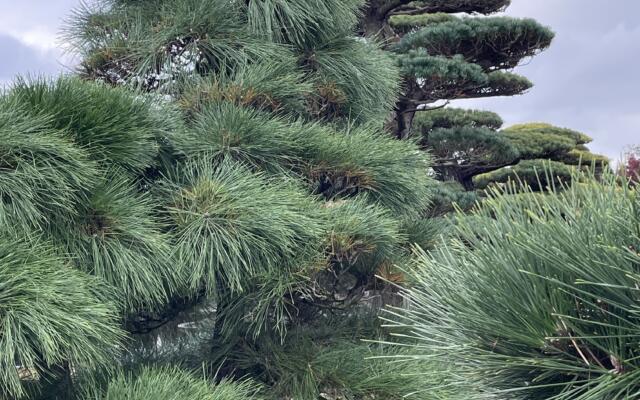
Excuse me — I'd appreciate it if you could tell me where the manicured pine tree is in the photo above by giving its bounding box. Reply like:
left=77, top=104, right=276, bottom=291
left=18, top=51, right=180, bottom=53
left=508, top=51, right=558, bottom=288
left=360, top=0, right=554, bottom=138
left=413, top=111, right=608, bottom=190
left=358, top=0, right=607, bottom=195
left=1, top=1, right=437, bottom=399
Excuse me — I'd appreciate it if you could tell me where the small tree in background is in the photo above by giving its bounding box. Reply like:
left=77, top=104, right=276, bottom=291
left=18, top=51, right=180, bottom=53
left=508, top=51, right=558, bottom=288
left=620, top=146, right=640, bottom=186
left=474, top=123, right=609, bottom=191
left=360, top=0, right=554, bottom=138
left=412, top=110, right=608, bottom=190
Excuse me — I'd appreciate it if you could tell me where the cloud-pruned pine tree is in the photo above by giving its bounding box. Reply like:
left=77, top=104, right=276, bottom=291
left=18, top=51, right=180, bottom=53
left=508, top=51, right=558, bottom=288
left=358, top=1, right=604, bottom=205
left=473, top=123, right=608, bottom=191
left=413, top=110, right=608, bottom=191
left=360, top=0, right=554, bottom=138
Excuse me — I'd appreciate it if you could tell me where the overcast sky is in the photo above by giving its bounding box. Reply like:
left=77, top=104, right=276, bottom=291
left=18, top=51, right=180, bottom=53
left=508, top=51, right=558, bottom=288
left=0, top=0, right=637, bottom=161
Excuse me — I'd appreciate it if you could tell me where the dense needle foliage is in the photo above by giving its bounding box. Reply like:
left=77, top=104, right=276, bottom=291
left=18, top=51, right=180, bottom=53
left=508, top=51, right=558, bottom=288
left=0, top=0, right=437, bottom=398
left=386, top=174, right=640, bottom=399
left=0, top=234, right=123, bottom=399
left=98, top=367, right=262, bottom=400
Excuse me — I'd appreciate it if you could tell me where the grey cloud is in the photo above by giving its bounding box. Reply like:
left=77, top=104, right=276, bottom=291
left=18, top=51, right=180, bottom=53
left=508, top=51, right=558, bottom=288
left=0, top=1, right=80, bottom=35
left=0, top=34, right=64, bottom=84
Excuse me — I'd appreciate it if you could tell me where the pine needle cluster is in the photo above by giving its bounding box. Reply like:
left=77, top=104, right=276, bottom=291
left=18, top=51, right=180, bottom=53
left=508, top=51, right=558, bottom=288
left=386, top=173, right=640, bottom=399
left=1, top=0, right=436, bottom=398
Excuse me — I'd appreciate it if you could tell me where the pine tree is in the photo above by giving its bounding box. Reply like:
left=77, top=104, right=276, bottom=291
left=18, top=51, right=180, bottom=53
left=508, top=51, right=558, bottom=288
left=414, top=112, right=608, bottom=190
left=360, top=0, right=554, bottom=138
left=386, top=173, right=640, bottom=399
left=1, top=1, right=437, bottom=398
left=357, top=1, right=609, bottom=195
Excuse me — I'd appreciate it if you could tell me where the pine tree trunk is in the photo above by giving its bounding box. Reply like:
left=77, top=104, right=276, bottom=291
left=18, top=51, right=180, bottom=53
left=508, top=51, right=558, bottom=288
left=434, top=167, right=476, bottom=191
left=391, top=98, right=416, bottom=139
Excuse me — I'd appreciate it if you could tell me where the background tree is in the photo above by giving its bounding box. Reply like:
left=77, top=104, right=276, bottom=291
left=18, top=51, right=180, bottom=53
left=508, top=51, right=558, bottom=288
left=356, top=0, right=607, bottom=200
left=413, top=110, right=608, bottom=190
left=473, top=123, right=609, bottom=191
left=620, top=145, right=640, bottom=186
left=360, top=0, right=554, bottom=138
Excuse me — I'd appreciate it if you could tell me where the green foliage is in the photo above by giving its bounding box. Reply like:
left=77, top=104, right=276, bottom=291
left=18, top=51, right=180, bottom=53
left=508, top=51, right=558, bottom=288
left=212, top=315, right=445, bottom=400
left=396, top=16, right=554, bottom=71
left=6, top=0, right=447, bottom=397
left=175, top=102, right=306, bottom=174
left=302, top=125, right=433, bottom=217
left=52, top=171, right=177, bottom=313
left=504, top=122, right=593, bottom=145
left=558, top=149, right=610, bottom=167
left=480, top=70, right=534, bottom=97
left=387, top=174, right=640, bottom=398
left=8, top=77, right=170, bottom=173
left=323, top=197, right=405, bottom=278
left=244, top=0, right=364, bottom=47
left=0, top=100, right=97, bottom=233
left=0, top=234, right=123, bottom=399
left=389, top=13, right=457, bottom=33
left=67, top=1, right=399, bottom=126
left=413, top=107, right=503, bottom=138
left=159, top=158, right=324, bottom=298
left=429, top=125, right=519, bottom=167
left=173, top=108, right=434, bottom=217
left=465, top=123, right=611, bottom=191
left=502, top=124, right=609, bottom=168
left=422, top=117, right=605, bottom=190
left=398, top=51, right=533, bottom=101
left=399, top=0, right=511, bottom=15
left=503, top=123, right=592, bottom=160
left=474, top=159, right=576, bottom=191
left=426, top=181, right=479, bottom=217
left=390, top=12, right=547, bottom=110
left=398, top=52, right=488, bottom=100
left=67, top=0, right=264, bottom=89
left=178, top=54, right=312, bottom=118
left=219, top=197, right=409, bottom=341
left=400, top=217, right=448, bottom=251
left=305, top=37, right=400, bottom=125
left=99, top=367, right=261, bottom=400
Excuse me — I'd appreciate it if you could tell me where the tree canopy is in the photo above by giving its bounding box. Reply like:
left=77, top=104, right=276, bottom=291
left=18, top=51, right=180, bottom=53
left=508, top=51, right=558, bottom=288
left=414, top=109, right=608, bottom=190
left=361, top=0, right=554, bottom=137
left=0, top=1, right=619, bottom=399
left=1, top=1, right=437, bottom=399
